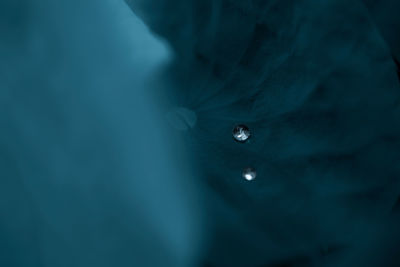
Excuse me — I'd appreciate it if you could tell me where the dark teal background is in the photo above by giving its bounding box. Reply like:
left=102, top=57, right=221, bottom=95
left=0, top=1, right=202, bottom=266
left=1, top=0, right=400, bottom=266
left=127, top=0, right=400, bottom=266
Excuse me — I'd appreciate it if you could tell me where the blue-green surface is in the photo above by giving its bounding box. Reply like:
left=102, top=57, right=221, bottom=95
left=1, top=0, right=400, bottom=266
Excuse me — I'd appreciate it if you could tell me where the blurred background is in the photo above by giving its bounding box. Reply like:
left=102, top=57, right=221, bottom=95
left=1, top=0, right=400, bottom=266
left=0, top=0, right=204, bottom=266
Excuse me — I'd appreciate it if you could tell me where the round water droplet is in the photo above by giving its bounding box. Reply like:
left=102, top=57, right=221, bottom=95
left=233, top=125, right=251, bottom=142
left=166, top=107, right=197, bottom=131
left=242, top=168, right=256, bottom=181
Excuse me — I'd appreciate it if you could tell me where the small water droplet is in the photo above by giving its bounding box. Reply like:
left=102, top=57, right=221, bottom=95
left=233, top=125, right=251, bottom=142
left=166, top=107, right=197, bottom=131
left=242, top=168, right=256, bottom=181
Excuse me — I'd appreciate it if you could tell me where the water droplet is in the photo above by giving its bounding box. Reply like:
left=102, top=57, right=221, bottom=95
left=242, top=168, right=256, bottom=181
left=233, top=125, right=251, bottom=142
left=166, top=107, right=197, bottom=131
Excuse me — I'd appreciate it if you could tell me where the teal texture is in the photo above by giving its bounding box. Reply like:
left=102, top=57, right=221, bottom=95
left=1, top=0, right=400, bottom=266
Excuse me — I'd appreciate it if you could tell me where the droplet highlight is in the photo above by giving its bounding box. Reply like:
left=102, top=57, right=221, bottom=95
left=233, top=125, right=251, bottom=142
left=242, top=168, right=256, bottom=181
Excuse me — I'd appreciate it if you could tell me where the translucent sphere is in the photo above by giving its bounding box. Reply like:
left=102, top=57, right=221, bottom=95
left=232, top=125, right=251, bottom=142
left=242, top=167, right=256, bottom=181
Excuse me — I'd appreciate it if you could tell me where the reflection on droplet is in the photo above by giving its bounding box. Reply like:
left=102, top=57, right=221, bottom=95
left=242, top=167, right=256, bottom=181
left=233, top=125, right=251, bottom=142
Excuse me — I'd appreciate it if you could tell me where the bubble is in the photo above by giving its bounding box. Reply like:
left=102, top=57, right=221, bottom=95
left=242, top=168, right=256, bottom=181
left=233, top=125, right=251, bottom=142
